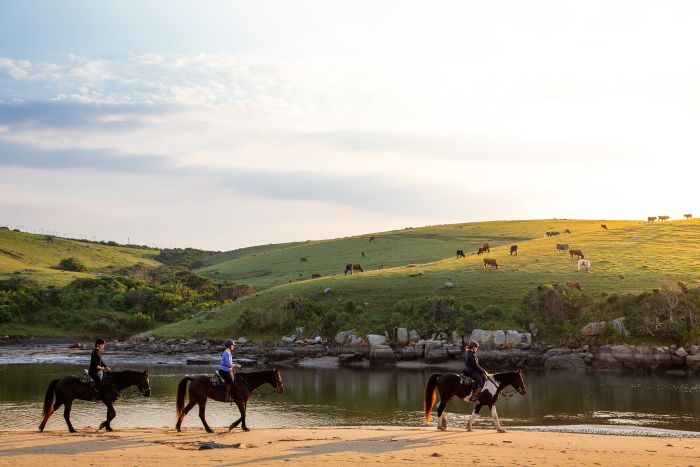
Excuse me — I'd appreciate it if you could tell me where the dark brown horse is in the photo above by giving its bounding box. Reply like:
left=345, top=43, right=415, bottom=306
left=175, top=369, right=283, bottom=433
left=39, top=370, right=151, bottom=433
left=344, top=263, right=364, bottom=275
left=424, top=370, right=526, bottom=432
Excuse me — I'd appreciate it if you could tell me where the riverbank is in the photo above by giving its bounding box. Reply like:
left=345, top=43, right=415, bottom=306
left=1, top=426, right=699, bottom=466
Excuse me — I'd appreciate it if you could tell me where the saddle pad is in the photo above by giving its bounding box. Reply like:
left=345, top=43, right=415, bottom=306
left=79, top=373, right=93, bottom=384
left=210, top=373, right=225, bottom=387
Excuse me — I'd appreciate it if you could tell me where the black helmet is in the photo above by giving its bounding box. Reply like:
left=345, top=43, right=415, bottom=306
left=224, top=339, right=235, bottom=347
left=95, top=338, right=105, bottom=346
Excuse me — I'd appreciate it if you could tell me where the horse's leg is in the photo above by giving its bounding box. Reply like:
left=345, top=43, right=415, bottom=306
left=198, top=400, right=213, bottom=433
left=466, top=404, right=482, bottom=432
left=236, top=399, right=249, bottom=432
left=102, top=401, right=116, bottom=432
left=490, top=405, right=506, bottom=433
left=435, top=396, right=452, bottom=431
left=39, top=397, right=61, bottom=431
left=176, top=400, right=196, bottom=432
left=63, top=400, right=77, bottom=433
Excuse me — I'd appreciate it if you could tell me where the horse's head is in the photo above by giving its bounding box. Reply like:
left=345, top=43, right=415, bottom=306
left=272, top=368, right=284, bottom=394
left=138, top=370, right=151, bottom=397
left=513, top=369, right=527, bottom=395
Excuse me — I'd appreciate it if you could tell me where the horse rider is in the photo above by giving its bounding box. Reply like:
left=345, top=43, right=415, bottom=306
left=219, top=339, right=242, bottom=402
left=89, top=338, right=111, bottom=399
left=463, top=341, right=490, bottom=402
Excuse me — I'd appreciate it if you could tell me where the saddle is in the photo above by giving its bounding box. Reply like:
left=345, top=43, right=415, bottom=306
left=460, top=373, right=476, bottom=390
left=210, top=373, right=226, bottom=387
left=80, top=369, right=96, bottom=386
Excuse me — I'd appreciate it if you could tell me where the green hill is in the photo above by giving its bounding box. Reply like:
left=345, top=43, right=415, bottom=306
left=0, top=229, right=160, bottom=286
left=155, top=219, right=700, bottom=339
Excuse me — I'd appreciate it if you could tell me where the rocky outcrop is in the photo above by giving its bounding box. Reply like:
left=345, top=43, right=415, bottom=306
left=369, top=345, right=395, bottom=365
left=469, top=329, right=531, bottom=350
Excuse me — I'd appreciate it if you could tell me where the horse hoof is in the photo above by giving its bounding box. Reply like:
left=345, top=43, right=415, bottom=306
left=106, top=427, right=113, bottom=432
left=242, top=428, right=250, bottom=432
left=206, top=429, right=214, bottom=434
left=497, top=429, right=506, bottom=433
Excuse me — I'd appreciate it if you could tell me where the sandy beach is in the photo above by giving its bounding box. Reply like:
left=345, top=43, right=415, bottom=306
left=1, top=426, right=698, bottom=466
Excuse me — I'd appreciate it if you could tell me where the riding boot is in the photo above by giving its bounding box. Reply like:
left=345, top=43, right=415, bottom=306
left=470, top=385, right=483, bottom=402
left=225, top=383, right=232, bottom=402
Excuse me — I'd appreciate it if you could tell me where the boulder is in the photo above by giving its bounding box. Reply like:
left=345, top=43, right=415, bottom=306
left=338, top=353, right=363, bottom=365
left=544, top=354, right=586, bottom=373
left=350, top=334, right=365, bottom=345
left=237, top=336, right=248, bottom=344
left=369, top=345, right=396, bottom=365
left=446, top=345, right=462, bottom=358
left=675, top=347, right=688, bottom=358
left=396, top=328, right=409, bottom=345
left=413, top=344, right=425, bottom=358
left=611, top=317, right=629, bottom=336
left=451, top=331, right=462, bottom=345
left=408, top=330, right=420, bottom=343
left=689, top=345, right=700, bottom=356
left=282, top=336, right=296, bottom=344
left=314, top=336, right=323, bottom=344
left=401, top=346, right=416, bottom=359
left=686, top=355, right=700, bottom=373
left=367, top=334, right=387, bottom=346
left=424, top=346, right=449, bottom=364
left=323, top=287, right=332, bottom=295
left=504, top=331, right=523, bottom=348
left=581, top=321, right=606, bottom=337
left=493, top=330, right=506, bottom=347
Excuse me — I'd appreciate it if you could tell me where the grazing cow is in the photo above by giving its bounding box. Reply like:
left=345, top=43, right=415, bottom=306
left=344, top=263, right=364, bottom=275
left=658, top=215, right=670, bottom=222
left=556, top=243, right=570, bottom=253
left=510, top=245, right=518, bottom=256
left=456, top=250, right=466, bottom=258
left=300, top=257, right=308, bottom=262
left=311, top=273, right=321, bottom=279
left=361, top=252, right=365, bottom=257
left=564, top=280, right=581, bottom=290
left=577, top=259, right=591, bottom=272
left=563, top=229, right=571, bottom=234
left=483, top=258, right=498, bottom=270
left=684, top=214, right=693, bottom=220
left=369, top=236, right=376, bottom=242
left=477, top=247, right=485, bottom=255
left=481, top=243, right=490, bottom=253
left=544, top=231, right=560, bottom=237
left=647, top=216, right=657, bottom=224
left=569, top=249, right=584, bottom=260
left=600, top=224, right=608, bottom=230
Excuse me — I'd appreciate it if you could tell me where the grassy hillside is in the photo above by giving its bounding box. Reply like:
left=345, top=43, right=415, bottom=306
left=156, top=218, right=700, bottom=339
left=0, top=229, right=160, bottom=286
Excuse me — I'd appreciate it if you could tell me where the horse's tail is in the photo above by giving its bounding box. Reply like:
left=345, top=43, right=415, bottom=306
left=176, top=377, right=193, bottom=419
left=42, top=379, right=58, bottom=416
left=424, top=373, right=440, bottom=424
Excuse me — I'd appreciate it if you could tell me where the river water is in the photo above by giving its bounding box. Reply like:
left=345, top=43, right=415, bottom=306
left=0, top=347, right=699, bottom=432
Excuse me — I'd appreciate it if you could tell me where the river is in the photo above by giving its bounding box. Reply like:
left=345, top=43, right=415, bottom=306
left=1, top=346, right=699, bottom=432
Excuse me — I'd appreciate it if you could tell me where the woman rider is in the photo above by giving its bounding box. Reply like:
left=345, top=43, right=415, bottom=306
left=89, top=338, right=111, bottom=398
left=219, top=339, right=242, bottom=402
left=463, top=341, right=489, bottom=401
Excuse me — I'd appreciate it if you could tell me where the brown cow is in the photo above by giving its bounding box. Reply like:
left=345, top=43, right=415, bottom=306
left=658, top=215, right=670, bottom=222
left=647, top=216, right=657, bottom=224
left=569, top=249, right=584, bottom=260
left=481, top=243, right=490, bottom=253
left=684, top=214, right=693, bottom=220
left=483, top=258, right=498, bottom=270
left=556, top=243, right=569, bottom=253
left=369, top=236, right=376, bottom=242
left=600, top=224, right=608, bottom=230
left=300, top=257, right=309, bottom=262
left=344, top=263, right=363, bottom=275
left=564, top=280, right=581, bottom=290
left=563, top=228, right=571, bottom=234
left=510, top=245, right=518, bottom=256
left=311, top=273, right=321, bottom=279
left=545, top=231, right=560, bottom=237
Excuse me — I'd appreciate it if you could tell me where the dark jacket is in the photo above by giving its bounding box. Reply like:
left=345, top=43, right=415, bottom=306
left=89, top=348, right=105, bottom=375
left=463, top=350, right=486, bottom=376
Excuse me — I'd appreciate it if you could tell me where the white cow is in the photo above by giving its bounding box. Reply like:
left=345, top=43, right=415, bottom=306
left=577, top=259, right=591, bottom=271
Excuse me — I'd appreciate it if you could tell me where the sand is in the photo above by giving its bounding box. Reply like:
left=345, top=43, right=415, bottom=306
left=1, top=426, right=699, bottom=466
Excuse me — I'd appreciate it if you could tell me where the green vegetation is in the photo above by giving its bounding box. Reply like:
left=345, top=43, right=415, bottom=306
left=55, top=257, right=88, bottom=272
left=157, top=219, right=700, bottom=345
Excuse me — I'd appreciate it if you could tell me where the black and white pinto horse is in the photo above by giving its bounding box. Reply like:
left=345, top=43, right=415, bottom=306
left=424, top=370, right=527, bottom=432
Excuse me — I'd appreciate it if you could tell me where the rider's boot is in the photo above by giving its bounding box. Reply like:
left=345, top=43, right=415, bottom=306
left=469, top=385, right=483, bottom=402
left=225, top=383, right=232, bottom=402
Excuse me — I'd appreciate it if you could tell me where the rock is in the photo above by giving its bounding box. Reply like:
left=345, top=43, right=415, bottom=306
left=581, top=321, right=606, bottom=337
left=451, top=331, right=462, bottom=345
left=350, top=334, right=365, bottom=345
left=544, top=354, right=586, bottom=372
left=323, top=287, right=332, bottom=294
left=237, top=336, right=248, bottom=344
left=366, top=334, right=386, bottom=346
left=148, top=336, right=156, bottom=343
left=444, top=282, right=454, bottom=288
left=690, top=345, right=700, bottom=356
left=611, top=317, right=630, bottom=336
left=338, top=353, right=364, bottom=365
left=529, top=323, right=538, bottom=338
left=396, top=328, right=409, bottom=345
left=314, top=336, right=323, bottom=344
left=493, top=330, right=506, bottom=348
left=369, top=345, right=396, bottom=365
left=545, top=347, right=572, bottom=356
left=416, top=339, right=426, bottom=346
left=446, top=345, right=462, bottom=358
left=413, top=344, right=425, bottom=358
left=686, top=355, right=700, bottom=373
left=408, top=330, right=420, bottom=343
left=424, top=346, right=449, bottom=364
left=282, top=336, right=296, bottom=344
left=675, top=347, right=688, bottom=358
left=401, top=346, right=416, bottom=359
left=199, top=441, right=246, bottom=450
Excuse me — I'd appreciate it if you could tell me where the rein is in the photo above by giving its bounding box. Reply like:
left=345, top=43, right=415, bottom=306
left=487, top=374, right=520, bottom=399
left=236, top=372, right=280, bottom=399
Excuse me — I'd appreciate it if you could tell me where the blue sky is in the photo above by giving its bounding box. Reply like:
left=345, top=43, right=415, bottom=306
left=1, top=1, right=698, bottom=249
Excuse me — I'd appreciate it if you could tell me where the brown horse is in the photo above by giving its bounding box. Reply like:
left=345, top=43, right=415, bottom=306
left=344, top=263, right=363, bottom=275
left=175, top=369, right=283, bottom=433
left=39, top=370, right=151, bottom=433
left=424, top=370, right=526, bottom=433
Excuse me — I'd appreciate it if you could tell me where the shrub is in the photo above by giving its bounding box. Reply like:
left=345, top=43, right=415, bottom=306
left=55, top=257, right=88, bottom=272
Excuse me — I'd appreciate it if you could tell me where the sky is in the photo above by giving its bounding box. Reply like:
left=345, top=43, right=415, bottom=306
left=1, top=1, right=699, bottom=250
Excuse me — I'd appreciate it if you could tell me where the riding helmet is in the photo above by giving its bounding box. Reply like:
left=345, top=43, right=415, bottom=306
left=224, top=338, right=235, bottom=347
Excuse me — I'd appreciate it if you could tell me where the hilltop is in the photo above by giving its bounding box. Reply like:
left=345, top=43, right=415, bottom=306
left=156, top=218, right=700, bottom=341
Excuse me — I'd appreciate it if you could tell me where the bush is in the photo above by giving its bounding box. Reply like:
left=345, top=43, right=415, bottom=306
left=55, top=257, right=88, bottom=272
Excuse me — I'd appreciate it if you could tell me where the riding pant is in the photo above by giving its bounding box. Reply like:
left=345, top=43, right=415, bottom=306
left=89, top=369, right=103, bottom=385
left=464, top=370, right=485, bottom=387
left=218, top=369, right=234, bottom=384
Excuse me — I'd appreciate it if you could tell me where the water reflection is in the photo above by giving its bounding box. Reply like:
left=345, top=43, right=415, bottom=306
left=0, top=364, right=698, bottom=431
